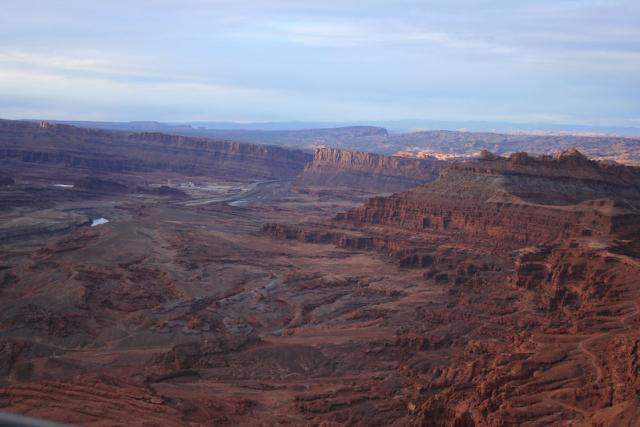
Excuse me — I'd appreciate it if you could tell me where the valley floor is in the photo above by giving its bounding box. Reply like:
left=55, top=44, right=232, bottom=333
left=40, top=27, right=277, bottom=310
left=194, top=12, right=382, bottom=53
left=0, top=178, right=639, bottom=426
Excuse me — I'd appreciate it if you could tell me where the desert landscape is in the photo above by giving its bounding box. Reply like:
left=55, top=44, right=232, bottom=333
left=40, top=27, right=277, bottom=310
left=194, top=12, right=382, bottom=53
left=2, top=1, right=639, bottom=425
left=1, top=119, right=639, bottom=426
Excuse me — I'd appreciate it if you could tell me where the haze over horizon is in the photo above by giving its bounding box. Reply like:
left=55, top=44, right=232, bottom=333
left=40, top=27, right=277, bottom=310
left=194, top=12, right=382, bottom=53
left=1, top=0, right=639, bottom=127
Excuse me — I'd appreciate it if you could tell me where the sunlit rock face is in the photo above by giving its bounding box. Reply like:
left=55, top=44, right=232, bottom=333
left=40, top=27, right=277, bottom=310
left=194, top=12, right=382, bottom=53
left=294, top=147, right=444, bottom=194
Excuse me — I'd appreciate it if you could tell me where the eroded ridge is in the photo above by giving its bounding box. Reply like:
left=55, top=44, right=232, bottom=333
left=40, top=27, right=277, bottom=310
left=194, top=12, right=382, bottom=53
left=265, top=150, right=640, bottom=425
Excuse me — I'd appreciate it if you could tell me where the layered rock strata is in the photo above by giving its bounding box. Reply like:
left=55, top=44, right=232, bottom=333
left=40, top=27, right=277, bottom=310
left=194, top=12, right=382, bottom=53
left=264, top=149, right=640, bottom=425
left=294, top=147, right=443, bottom=193
left=336, top=149, right=640, bottom=245
left=0, top=119, right=312, bottom=181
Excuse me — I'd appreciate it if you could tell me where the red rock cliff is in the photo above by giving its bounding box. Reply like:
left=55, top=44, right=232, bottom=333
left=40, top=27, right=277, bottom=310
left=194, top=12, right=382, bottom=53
left=337, top=149, right=640, bottom=245
left=0, top=119, right=313, bottom=180
left=294, top=147, right=443, bottom=193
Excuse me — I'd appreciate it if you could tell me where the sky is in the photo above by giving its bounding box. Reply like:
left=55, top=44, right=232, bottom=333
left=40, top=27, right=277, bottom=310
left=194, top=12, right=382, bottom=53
left=1, top=0, right=639, bottom=126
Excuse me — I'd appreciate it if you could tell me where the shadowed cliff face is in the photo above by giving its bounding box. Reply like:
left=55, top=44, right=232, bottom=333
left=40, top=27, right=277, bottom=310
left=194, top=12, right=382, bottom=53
left=294, top=147, right=444, bottom=194
left=0, top=119, right=313, bottom=181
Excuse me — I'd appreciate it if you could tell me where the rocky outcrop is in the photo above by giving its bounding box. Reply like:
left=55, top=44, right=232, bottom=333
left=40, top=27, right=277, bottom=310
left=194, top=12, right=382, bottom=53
left=388, top=130, right=640, bottom=165
left=294, top=147, right=443, bottom=193
left=0, top=210, right=90, bottom=243
left=512, top=240, right=634, bottom=318
left=337, top=149, right=640, bottom=245
left=262, top=149, right=640, bottom=426
left=472, top=148, right=640, bottom=187
left=0, top=377, right=191, bottom=426
left=263, top=223, right=408, bottom=255
left=0, top=119, right=313, bottom=181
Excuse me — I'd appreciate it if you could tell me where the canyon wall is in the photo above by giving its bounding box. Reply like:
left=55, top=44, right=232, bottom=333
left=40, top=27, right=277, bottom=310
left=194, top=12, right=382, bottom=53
left=336, top=149, right=640, bottom=245
left=264, top=149, right=640, bottom=425
left=0, top=119, right=313, bottom=181
left=294, top=147, right=443, bottom=193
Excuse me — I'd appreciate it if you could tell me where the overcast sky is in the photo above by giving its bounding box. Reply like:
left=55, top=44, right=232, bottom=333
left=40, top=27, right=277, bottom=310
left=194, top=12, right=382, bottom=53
left=1, top=0, right=639, bottom=125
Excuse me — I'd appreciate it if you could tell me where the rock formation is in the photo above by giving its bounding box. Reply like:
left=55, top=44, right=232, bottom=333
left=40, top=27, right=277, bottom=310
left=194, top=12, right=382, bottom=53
left=264, top=149, right=640, bottom=425
left=390, top=130, right=640, bottom=165
left=294, top=147, right=443, bottom=193
left=336, top=149, right=640, bottom=245
left=0, top=119, right=312, bottom=182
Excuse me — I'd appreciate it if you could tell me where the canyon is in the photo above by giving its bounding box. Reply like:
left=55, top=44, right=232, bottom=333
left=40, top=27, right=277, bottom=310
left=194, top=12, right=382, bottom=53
left=0, top=120, right=639, bottom=426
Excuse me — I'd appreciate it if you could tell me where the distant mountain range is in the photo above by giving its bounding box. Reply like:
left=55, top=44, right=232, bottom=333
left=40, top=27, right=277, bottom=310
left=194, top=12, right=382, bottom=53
left=43, top=118, right=640, bottom=136
left=14, top=118, right=640, bottom=165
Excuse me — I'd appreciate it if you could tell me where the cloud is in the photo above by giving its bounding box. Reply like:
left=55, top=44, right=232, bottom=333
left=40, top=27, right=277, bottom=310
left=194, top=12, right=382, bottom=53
left=222, top=15, right=640, bottom=72
left=0, top=51, right=108, bottom=72
left=0, top=0, right=638, bottom=124
left=225, top=19, right=516, bottom=54
left=0, top=50, right=286, bottom=121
